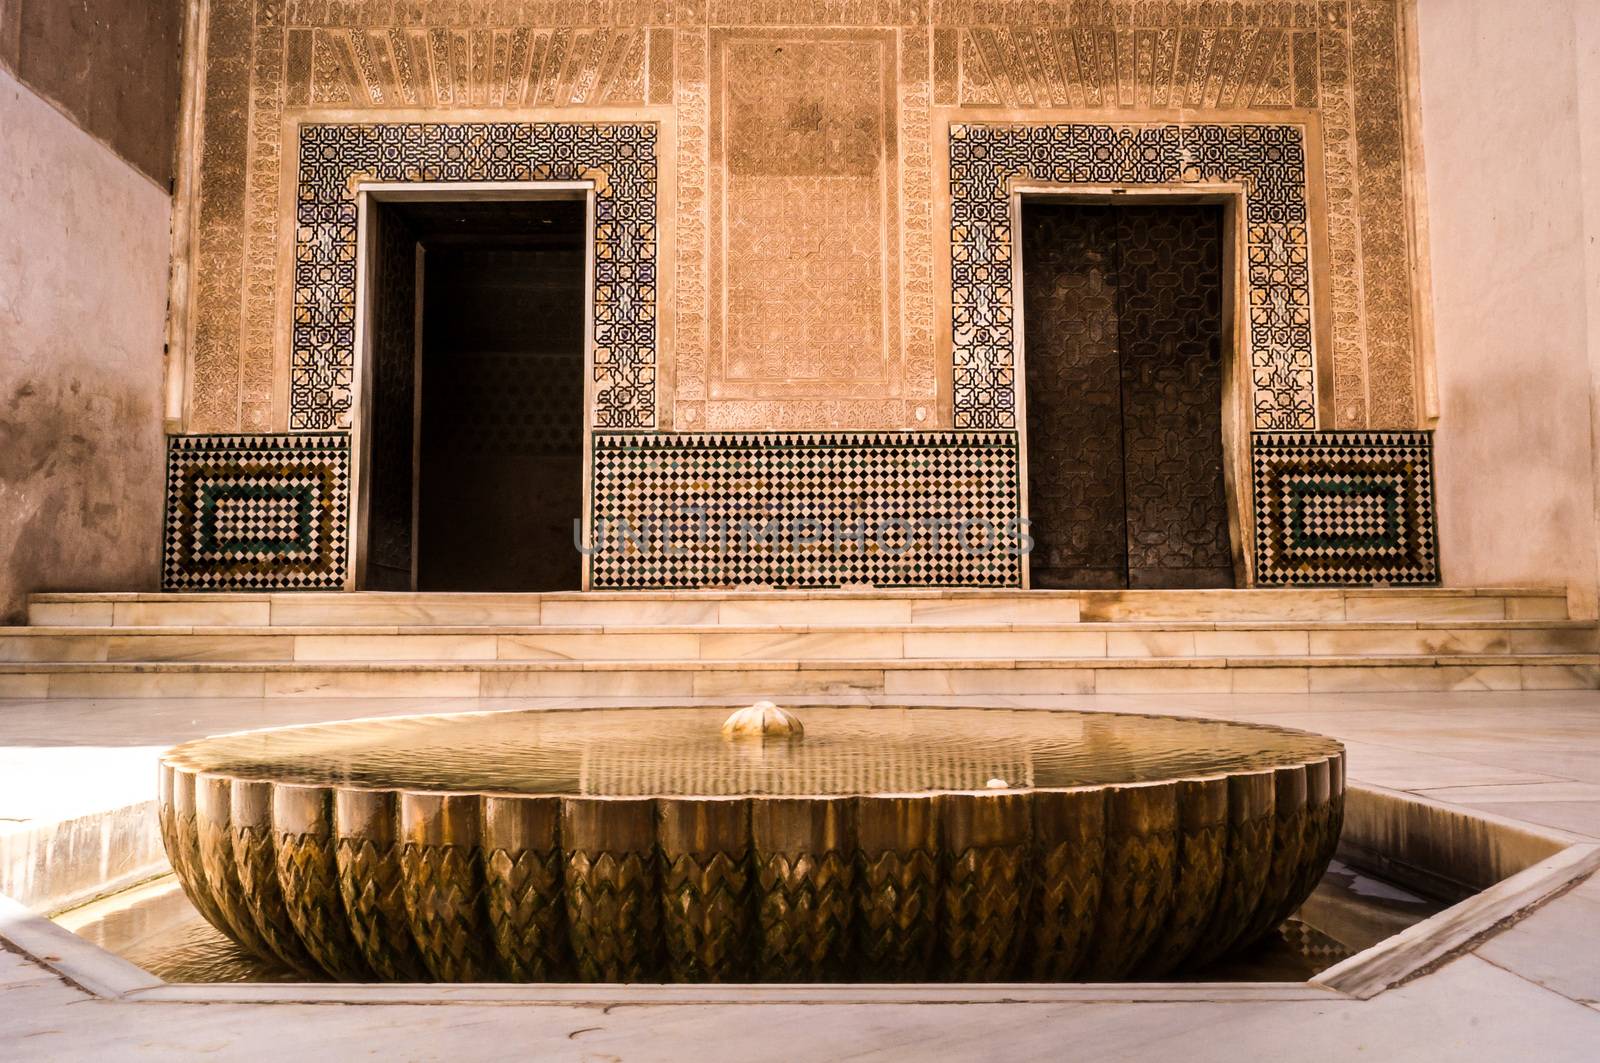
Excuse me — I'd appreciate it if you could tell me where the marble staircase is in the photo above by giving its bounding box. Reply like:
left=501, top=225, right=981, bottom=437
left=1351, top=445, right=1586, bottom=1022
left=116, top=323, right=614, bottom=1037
left=0, top=587, right=1594, bottom=698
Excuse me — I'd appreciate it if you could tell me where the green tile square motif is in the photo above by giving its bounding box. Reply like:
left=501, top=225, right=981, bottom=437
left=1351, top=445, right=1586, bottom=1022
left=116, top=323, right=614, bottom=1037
left=1252, top=433, right=1436, bottom=586
left=163, top=435, right=350, bottom=590
left=193, top=480, right=322, bottom=559
left=1282, top=478, right=1406, bottom=556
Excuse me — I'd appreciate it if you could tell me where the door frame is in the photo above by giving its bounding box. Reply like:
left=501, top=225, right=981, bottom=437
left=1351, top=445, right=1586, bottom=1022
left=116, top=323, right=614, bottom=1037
left=349, top=181, right=597, bottom=591
left=1010, top=183, right=1254, bottom=589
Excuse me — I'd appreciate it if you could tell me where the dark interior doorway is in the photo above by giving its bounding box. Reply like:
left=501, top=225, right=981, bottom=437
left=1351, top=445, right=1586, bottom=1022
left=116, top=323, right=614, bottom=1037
left=1021, top=201, right=1235, bottom=590
left=361, top=197, right=586, bottom=591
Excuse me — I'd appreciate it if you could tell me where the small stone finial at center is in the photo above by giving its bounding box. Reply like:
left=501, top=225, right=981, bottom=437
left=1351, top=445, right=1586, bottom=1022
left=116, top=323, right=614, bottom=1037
left=721, top=700, right=805, bottom=740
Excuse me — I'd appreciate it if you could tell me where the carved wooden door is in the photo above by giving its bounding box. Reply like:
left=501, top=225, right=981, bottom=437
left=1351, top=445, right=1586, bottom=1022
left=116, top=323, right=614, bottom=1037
left=1022, top=203, right=1234, bottom=590
left=1021, top=205, right=1128, bottom=588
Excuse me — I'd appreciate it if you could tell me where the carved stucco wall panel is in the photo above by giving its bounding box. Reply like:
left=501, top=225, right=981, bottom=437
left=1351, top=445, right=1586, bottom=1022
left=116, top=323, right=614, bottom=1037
left=288, top=27, right=652, bottom=109
left=178, top=0, right=1426, bottom=436
left=186, top=0, right=251, bottom=433
left=945, top=24, right=1320, bottom=110
left=705, top=29, right=917, bottom=430
left=900, top=26, right=938, bottom=411
left=1318, top=7, right=1368, bottom=427
left=673, top=25, right=709, bottom=429
left=240, top=9, right=287, bottom=434
left=1350, top=0, right=1417, bottom=428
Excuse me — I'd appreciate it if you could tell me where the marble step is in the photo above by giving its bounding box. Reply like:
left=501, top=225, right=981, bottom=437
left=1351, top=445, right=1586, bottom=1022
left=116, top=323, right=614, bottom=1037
left=0, top=620, right=1593, bottom=663
left=24, top=587, right=1572, bottom=628
left=0, top=653, right=1595, bottom=698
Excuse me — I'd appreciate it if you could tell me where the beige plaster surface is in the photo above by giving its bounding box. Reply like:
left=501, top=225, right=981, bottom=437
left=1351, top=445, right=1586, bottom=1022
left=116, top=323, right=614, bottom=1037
left=173, top=1, right=1428, bottom=435
left=0, top=66, right=170, bottom=624
left=1417, top=0, right=1600, bottom=611
left=1582, top=1, right=1600, bottom=624
left=1, top=689, right=1599, bottom=1059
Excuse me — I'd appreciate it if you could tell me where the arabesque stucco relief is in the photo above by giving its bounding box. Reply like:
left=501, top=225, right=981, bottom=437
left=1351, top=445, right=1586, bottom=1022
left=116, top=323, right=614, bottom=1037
left=175, top=0, right=1426, bottom=437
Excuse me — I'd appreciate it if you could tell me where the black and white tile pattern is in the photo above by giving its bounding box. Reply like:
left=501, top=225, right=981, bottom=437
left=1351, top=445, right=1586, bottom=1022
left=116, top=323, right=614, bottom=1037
left=589, top=432, right=1023, bottom=589
left=162, top=434, right=350, bottom=590
left=1252, top=432, right=1437, bottom=585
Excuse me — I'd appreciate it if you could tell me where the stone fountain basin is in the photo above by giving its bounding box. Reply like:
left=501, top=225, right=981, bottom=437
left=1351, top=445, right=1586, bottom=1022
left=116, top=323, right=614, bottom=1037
left=156, top=705, right=1344, bottom=983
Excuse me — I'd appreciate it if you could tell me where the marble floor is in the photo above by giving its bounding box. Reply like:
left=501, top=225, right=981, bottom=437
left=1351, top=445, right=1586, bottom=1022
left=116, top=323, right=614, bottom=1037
left=2, top=690, right=1599, bottom=1061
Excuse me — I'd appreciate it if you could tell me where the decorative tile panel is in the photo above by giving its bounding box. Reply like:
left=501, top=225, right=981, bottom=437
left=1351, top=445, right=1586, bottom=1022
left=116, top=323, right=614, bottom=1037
left=589, top=433, right=1022, bottom=589
left=291, top=121, right=658, bottom=431
left=1252, top=432, right=1436, bottom=586
left=163, top=435, right=350, bottom=591
left=949, top=122, right=1315, bottom=431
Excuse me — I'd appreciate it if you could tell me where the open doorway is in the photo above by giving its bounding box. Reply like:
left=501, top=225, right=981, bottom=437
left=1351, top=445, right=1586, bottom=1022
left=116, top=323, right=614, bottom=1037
left=358, top=195, right=587, bottom=591
left=1021, top=200, right=1236, bottom=590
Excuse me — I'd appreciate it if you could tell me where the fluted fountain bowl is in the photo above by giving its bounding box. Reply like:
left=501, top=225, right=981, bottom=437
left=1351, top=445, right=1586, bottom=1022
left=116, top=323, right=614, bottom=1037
left=157, top=705, right=1344, bottom=984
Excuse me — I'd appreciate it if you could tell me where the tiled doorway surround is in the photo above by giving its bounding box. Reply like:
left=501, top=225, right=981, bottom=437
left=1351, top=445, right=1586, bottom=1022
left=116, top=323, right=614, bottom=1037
left=161, top=117, right=1436, bottom=591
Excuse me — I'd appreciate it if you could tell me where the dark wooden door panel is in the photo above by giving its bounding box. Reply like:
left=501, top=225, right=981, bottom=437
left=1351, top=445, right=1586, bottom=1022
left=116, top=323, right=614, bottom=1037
left=1116, top=206, right=1234, bottom=589
left=1022, top=205, right=1127, bottom=589
left=1022, top=203, right=1234, bottom=590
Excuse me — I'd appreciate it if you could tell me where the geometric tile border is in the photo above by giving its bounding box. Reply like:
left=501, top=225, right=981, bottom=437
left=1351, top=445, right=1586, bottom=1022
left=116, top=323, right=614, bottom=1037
left=1252, top=432, right=1436, bottom=585
left=950, top=123, right=1315, bottom=431
left=590, top=432, right=1023, bottom=589
left=158, top=431, right=1436, bottom=591
left=292, top=122, right=658, bottom=431
left=162, top=434, right=350, bottom=591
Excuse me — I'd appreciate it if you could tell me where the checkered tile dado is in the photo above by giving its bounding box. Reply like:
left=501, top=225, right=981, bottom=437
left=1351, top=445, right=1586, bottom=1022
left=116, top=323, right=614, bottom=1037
left=162, top=435, right=350, bottom=591
left=293, top=121, right=657, bottom=432
left=949, top=122, right=1315, bottom=431
left=589, top=433, right=1023, bottom=589
left=1252, top=432, right=1437, bottom=586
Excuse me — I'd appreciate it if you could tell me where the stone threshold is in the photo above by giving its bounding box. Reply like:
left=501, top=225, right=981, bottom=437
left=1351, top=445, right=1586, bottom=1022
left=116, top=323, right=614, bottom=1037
left=4, top=654, right=1595, bottom=672
left=28, top=589, right=1570, bottom=630
left=4, top=619, right=1592, bottom=636
left=3, top=657, right=1596, bottom=698
left=30, top=588, right=1568, bottom=602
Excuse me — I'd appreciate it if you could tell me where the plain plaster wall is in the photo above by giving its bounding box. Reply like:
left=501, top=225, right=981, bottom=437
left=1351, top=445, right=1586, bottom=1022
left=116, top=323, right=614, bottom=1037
left=1580, top=2, right=1600, bottom=617
left=0, top=64, right=170, bottom=622
left=1417, top=0, right=1600, bottom=610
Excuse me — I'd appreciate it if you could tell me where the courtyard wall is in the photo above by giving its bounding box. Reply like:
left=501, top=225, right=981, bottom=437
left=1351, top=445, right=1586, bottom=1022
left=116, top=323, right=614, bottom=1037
left=0, top=2, right=181, bottom=620
left=1417, top=0, right=1600, bottom=612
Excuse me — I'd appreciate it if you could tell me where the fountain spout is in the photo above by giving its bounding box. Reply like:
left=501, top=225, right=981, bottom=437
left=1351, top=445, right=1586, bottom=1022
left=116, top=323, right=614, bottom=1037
left=721, top=700, right=805, bottom=739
